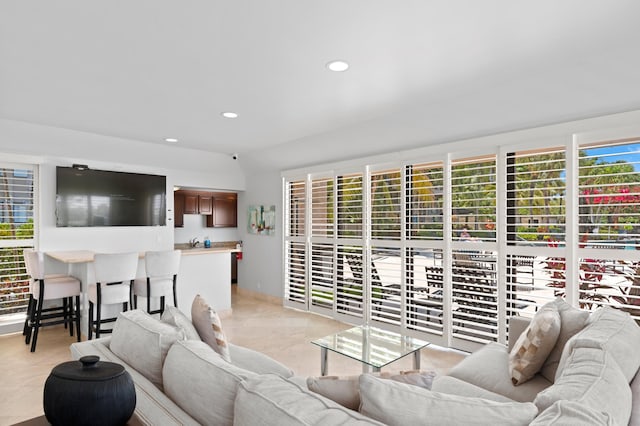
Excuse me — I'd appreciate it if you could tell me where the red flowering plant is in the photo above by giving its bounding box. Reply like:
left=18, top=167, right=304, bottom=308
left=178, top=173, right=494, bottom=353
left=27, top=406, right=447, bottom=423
left=543, top=239, right=612, bottom=309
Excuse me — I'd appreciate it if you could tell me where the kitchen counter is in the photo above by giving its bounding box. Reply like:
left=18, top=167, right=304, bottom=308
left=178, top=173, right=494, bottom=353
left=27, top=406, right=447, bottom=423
left=174, top=241, right=241, bottom=256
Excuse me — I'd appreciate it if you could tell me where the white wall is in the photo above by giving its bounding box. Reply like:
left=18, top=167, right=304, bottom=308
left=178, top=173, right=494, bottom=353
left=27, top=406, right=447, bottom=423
left=237, top=170, right=282, bottom=298
left=174, top=214, right=240, bottom=245
left=0, top=119, right=246, bottom=253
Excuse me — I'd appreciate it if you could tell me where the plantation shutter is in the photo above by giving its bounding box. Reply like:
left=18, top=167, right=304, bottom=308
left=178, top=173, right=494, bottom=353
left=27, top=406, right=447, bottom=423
left=284, top=179, right=307, bottom=308
left=577, top=139, right=640, bottom=321
left=0, top=165, right=35, bottom=318
left=451, top=156, right=498, bottom=346
left=505, top=148, right=566, bottom=317
left=309, top=176, right=334, bottom=313
left=404, top=162, right=445, bottom=338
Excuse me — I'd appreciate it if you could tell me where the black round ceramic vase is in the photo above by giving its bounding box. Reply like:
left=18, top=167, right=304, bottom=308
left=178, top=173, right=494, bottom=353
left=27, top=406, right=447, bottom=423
left=43, top=355, right=136, bottom=426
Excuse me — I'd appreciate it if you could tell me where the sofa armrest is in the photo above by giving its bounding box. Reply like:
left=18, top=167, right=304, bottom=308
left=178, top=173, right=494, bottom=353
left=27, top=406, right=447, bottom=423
left=508, top=316, right=531, bottom=352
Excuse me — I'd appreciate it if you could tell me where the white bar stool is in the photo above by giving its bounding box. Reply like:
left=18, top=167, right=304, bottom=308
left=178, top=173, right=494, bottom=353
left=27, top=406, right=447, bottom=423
left=88, top=252, right=139, bottom=339
left=133, top=249, right=181, bottom=316
left=22, top=249, right=82, bottom=352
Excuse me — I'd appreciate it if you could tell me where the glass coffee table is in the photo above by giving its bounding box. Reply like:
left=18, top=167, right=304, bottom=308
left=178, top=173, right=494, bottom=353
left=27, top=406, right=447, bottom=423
left=311, top=325, right=430, bottom=376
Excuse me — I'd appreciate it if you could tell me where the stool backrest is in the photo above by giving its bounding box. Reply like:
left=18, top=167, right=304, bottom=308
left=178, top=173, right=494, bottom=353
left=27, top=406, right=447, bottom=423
left=23, top=249, right=44, bottom=282
left=145, top=250, right=181, bottom=278
left=94, top=252, right=139, bottom=284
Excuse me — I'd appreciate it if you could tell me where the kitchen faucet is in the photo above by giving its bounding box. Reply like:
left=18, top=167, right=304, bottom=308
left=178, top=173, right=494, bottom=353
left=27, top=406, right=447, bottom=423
left=189, top=237, right=200, bottom=248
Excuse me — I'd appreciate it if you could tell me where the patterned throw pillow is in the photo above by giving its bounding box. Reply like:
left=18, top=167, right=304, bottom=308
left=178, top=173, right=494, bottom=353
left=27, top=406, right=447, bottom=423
left=509, top=303, right=561, bottom=385
left=191, top=294, right=231, bottom=362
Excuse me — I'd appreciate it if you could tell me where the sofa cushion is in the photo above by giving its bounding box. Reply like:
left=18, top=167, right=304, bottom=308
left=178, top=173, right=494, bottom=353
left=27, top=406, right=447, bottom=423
left=306, top=371, right=436, bottom=411
left=162, top=339, right=257, bottom=426
left=110, top=309, right=184, bottom=390
left=71, top=337, right=199, bottom=426
left=234, top=374, right=383, bottom=426
left=161, top=305, right=201, bottom=340
left=557, top=306, right=640, bottom=382
left=447, top=342, right=552, bottom=402
left=539, top=298, right=589, bottom=382
left=534, top=346, right=631, bottom=426
left=431, top=375, right=515, bottom=403
left=359, top=374, right=538, bottom=426
left=509, top=302, right=561, bottom=385
left=530, top=400, right=613, bottom=425
left=191, top=294, right=231, bottom=362
left=631, top=370, right=640, bottom=426
left=228, top=343, right=294, bottom=378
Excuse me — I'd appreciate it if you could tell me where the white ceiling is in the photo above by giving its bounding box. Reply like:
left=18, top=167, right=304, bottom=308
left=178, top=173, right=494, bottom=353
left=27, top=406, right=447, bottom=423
left=2, top=1, right=640, bottom=172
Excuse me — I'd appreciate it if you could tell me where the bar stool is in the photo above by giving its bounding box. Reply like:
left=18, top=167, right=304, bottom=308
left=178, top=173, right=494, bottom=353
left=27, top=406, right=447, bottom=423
left=133, top=249, right=181, bottom=316
left=88, top=252, right=139, bottom=339
left=22, top=249, right=81, bottom=352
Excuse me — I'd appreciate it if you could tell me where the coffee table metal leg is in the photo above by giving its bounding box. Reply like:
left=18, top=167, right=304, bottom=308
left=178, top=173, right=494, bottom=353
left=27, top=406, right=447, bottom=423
left=321, top=347, right=328, bottom=376
left=413, top=350, right=421, bottom=370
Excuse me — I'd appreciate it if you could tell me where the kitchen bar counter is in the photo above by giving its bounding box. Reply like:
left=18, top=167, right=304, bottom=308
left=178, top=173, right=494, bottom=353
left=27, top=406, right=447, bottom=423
left=45, top=243, right=239, bottom=336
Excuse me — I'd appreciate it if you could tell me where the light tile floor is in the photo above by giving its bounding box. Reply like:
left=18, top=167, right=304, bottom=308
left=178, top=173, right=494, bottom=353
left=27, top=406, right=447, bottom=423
left=0, top=287, right=465, bottom=425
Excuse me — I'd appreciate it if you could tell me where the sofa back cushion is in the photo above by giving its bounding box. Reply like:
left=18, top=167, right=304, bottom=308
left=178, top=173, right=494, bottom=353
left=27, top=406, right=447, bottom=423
left=228, top=343, right=294, bottom=378
left=161, top=305, right=201, bottom=340
left=556, top=306, right=640, bottom=382
left=234, top=374, right=383, bottom=426
left=534, top=346, right=631, bottom=426
left=539, top=298, right=589, bottom=382
left=162, top=339, right=257, bottom=426
left=359, top=374, right=538, bottom=426
left=530, top=400, right=613, bottom=425
left=110, top=309, right=185, bottom=390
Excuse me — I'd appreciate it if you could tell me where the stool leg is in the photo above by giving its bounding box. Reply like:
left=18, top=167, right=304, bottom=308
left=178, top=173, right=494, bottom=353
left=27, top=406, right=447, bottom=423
left=75, top=295, right=81, bottom=342
left=63, top=298, right=68, bottom=330
left=96, top=296, right=102, bottom=339
left=23, top=295, right=34, bottom=339
left=67, top=297, right=73, bottom=336
left=30, top=297, right=43, bottom=352
left=160, top=296, right=165, bottom=315
left=146, top=278, right=151, bottom=314
left=88, top=302, right=94, bottom=340
left=172, top=275, right=177, bottom=309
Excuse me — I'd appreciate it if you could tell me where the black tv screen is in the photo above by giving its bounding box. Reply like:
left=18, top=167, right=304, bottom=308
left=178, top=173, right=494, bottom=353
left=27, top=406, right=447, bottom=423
left=56, top=167, right=166, bottom=227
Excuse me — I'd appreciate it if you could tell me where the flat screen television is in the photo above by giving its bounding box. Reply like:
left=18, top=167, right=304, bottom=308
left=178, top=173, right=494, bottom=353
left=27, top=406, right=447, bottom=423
left=56, top=167, right=166, bottom=227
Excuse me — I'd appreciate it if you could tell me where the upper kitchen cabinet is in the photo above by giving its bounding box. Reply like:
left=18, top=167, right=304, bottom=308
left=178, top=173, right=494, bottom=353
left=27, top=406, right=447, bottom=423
left=174, top=192, right=185, bottom=227
left=184, top=193, right=199, bottom=214
left=207, top=194, right=237, bottom=228
left=199, top=195, right=213, bottom=215
left=174, top=190, right=237, bottom=228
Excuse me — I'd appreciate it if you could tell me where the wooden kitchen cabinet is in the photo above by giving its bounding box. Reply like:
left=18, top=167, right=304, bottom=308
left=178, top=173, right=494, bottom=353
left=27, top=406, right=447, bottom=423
left=174, top=192, right=185, bottom=227
left=206, top=194, right=237, bottom=228
left=199, top=195, right=213, bottom=215
left=184, top=193, right=198, bottom=214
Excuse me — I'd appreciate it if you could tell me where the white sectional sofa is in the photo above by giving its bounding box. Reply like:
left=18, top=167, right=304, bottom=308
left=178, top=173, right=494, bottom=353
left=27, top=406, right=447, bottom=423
left=70, top=299, right=640, bottom=425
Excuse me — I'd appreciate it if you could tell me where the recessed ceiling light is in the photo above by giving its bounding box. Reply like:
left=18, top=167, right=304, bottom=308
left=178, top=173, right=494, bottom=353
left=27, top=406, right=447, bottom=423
left=221, top=112, right=238, bottom=119
left=165, top=138, right=179, bottom=143
left=327, top=60, right=349, bottom=72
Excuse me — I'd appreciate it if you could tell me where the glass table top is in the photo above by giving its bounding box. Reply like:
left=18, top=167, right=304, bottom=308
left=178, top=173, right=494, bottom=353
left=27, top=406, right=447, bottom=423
left=311, top=325, right=430, bottom=369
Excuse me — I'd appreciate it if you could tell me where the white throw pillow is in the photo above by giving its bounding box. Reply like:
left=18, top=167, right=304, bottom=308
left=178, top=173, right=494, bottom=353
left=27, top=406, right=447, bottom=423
left=509, top=302, right=561, bottom=385
left=359, top=374, right=538, bottom=426
left=161, top=305, right=201, bottom=340
left=191, top=294, right=231, bottom=362
left=110, top=309, right=185, bottom=390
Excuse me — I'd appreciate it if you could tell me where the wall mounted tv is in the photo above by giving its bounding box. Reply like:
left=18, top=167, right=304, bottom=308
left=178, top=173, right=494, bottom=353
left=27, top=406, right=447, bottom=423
left=56, top=166, right=167, bottom=227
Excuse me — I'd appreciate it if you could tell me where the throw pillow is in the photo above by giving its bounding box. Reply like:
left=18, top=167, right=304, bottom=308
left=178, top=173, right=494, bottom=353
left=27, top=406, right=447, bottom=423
left=110, top=309, right=185, bottom=390
left=161, top=305, right=201, bottom=340
left=509, top=302, right=561, bottom=385
left=359, top=374, right=538, bottom=426
left=191, top=294, right=231, bottom=362
left=539, top=297, right=589, bottom=382
left=534, top=346, right=631, bottom=426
